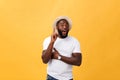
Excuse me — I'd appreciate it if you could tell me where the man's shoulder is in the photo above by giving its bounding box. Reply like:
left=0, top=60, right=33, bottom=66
left=69, top=36, right=79, bottom=41
left=68, top=36, right=80, bottom=45
left=44, top=36, right=51, bottom=40
left=43, top=36, right=51, bottom=42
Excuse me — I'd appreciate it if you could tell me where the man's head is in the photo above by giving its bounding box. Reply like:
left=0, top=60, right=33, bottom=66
left=53, top=16, right=72, bottom=38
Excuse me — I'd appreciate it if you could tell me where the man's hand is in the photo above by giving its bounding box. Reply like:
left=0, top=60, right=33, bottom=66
left=51, top=28, right=58, bottom=43
left=52, top=48, right=59, bottom=59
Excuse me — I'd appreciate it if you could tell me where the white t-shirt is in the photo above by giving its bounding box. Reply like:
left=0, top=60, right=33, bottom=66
left=43, top=36, right=81, bottom=80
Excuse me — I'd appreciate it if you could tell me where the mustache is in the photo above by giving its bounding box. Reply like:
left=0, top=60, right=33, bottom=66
left=58, top=29, right=68, bottom=38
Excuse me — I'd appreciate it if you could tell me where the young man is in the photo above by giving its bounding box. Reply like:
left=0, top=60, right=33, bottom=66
left=42, top=16, right=82, bottom=80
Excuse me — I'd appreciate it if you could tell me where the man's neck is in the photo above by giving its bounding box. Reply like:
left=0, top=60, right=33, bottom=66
left=58, top=35, right=68, bottom=39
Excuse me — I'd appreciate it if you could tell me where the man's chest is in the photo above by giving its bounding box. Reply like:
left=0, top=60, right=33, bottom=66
left=53, top=40, right=74, bottom=57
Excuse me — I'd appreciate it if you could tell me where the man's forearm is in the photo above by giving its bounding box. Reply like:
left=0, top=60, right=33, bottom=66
left=60, top=54, right=82, bottom=66
left=42, top=42, right=54, bottom=63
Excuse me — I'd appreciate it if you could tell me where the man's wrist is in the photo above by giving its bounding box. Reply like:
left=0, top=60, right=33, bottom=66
left=50, top=41, right=55, bottom=44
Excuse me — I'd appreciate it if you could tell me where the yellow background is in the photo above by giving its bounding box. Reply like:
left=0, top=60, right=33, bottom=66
left=0, top=0, right=120, bottom=80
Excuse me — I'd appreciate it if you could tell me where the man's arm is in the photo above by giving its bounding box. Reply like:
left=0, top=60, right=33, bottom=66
left=52, top=48, right=82, bottom=66
left=42, top=42, right=54, bottom=64
left=41, top=29, right=58, bottom=64
left=60, top=53, right=82, bottom=66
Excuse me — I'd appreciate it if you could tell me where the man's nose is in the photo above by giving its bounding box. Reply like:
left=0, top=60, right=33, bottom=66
left=63, top=25, right=67, bottom=29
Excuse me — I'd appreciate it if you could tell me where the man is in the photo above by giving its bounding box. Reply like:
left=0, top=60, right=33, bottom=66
left=42, top=16, right=82, bottom=80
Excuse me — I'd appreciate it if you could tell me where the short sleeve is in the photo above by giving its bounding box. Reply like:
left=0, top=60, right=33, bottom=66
left=43, top=37, right=51, bottom=50
left=73, top=39, right=81, bottom=53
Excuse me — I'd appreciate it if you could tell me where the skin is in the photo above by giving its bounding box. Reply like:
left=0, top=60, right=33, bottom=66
left=41, top=19, right=82, bottom=66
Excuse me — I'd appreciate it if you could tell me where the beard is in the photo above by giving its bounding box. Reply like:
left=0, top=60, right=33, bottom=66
left=57, top=29, right=68, bottom=38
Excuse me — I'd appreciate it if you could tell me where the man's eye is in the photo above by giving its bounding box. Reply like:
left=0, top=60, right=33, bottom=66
left=59, top=25, right=63, bottom=27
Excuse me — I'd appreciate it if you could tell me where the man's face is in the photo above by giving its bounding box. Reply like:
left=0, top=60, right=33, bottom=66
left=56, top=19, right=69, bottom=38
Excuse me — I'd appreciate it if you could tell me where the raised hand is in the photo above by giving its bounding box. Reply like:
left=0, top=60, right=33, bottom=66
left=51, top=27, right=58, bottom=43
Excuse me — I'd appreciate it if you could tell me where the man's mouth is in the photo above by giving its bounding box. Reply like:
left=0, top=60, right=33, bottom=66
left=62, top=31, right=67, bottom=35
left=58, top=29, right=68, bottom=38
